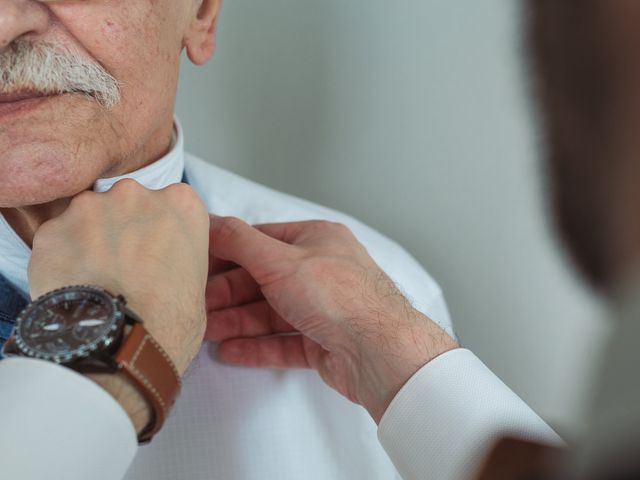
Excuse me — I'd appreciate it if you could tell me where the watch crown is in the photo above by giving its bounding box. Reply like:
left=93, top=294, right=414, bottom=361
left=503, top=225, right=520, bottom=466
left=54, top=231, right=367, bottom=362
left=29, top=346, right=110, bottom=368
left=117, top=295, right=127, bottom=305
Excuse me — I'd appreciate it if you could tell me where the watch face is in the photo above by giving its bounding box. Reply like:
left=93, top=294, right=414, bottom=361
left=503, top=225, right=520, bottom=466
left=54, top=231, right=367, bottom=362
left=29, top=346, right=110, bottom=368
left=14, top=286, right=124, bottom=363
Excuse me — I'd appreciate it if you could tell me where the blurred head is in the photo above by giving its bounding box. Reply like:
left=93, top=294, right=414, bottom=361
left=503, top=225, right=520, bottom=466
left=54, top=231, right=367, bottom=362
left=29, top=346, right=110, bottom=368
left=0, top=0, right=220, bottom=207
left=528, top=0, right=640, bottom=291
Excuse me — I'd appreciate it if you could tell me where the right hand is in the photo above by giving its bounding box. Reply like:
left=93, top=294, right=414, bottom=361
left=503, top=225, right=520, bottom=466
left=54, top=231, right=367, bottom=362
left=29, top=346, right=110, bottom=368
left=29, top=179, right=210, bottom=375
left=28, top=180, right=210, bottom=433
left=207, top=216, right=458, bottom=423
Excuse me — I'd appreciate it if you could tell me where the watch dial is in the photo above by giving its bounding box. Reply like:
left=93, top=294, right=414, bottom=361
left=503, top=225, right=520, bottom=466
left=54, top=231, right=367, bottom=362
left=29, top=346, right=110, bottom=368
left=16, top=288, right=121, bottom=362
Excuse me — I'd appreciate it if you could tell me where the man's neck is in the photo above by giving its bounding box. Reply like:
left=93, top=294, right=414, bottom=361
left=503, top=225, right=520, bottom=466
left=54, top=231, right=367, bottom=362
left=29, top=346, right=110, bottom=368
left=0, top=122, right=176, bottom=248
left=0, top=199, right=71, bottom=248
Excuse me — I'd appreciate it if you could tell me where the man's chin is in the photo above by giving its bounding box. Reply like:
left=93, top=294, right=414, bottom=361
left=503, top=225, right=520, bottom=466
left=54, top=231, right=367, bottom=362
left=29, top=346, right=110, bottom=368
left=0, top=156, right=97, bottom=209
left=0, top=101, right=115, bottom=208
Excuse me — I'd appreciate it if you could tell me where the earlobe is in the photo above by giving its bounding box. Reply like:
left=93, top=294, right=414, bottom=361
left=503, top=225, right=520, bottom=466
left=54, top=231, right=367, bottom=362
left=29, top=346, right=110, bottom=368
left=185, top=28, right=216, bottom=66
left=184, top=0, right=221, bottom=66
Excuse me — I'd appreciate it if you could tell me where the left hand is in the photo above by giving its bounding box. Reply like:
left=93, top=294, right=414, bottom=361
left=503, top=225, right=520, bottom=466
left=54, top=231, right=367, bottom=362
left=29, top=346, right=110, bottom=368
left=29, top=180, right=210, bottom=375
left=28, top=180, right=210, bottom=432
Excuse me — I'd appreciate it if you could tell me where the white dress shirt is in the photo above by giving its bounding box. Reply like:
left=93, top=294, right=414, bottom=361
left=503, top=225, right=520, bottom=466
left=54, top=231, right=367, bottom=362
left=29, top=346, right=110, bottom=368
left=0, top=119, right=559, bottom=480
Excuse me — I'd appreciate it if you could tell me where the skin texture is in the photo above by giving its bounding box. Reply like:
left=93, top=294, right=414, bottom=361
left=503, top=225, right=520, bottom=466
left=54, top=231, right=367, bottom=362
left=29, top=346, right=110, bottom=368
left=0, top=0, right=220, bottom=431
left=205, top=0, right=640, bottom=427
left=28, top=180, right=210, bottom=433
left=0, top=0, right=220, bottom=241
left=30, top=180, right=210, bottom=375
left=3, top=0, right=454, bottom=431
left=207, top=216, right=458, bottom=423
left=11, top=0, right=640, bottom=446
left=3, top=0, right=455, bottom=434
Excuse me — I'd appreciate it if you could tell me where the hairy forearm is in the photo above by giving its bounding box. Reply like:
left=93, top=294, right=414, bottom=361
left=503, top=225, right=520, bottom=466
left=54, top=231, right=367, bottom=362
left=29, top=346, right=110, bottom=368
left=358, top=306, right=459, bottom=423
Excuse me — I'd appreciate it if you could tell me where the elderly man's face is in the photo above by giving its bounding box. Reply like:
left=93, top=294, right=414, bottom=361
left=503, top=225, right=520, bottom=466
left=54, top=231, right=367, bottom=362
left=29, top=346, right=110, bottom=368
left=0, top=0, right=218, bottom=207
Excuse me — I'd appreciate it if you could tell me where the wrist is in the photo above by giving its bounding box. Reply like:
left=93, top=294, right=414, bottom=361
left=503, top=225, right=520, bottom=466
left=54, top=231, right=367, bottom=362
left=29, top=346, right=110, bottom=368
left=355, top=308, right=458, bottom=423
left=12, top=283, right=185, bottom=443
left=133, top=302, right=205, bottom=376
left=36, top=279, right=202, bottom=375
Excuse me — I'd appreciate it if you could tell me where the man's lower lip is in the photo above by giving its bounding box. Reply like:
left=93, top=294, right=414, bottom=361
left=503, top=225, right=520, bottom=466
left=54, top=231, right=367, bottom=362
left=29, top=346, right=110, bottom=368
left=0, top=95, right=58, bottom=120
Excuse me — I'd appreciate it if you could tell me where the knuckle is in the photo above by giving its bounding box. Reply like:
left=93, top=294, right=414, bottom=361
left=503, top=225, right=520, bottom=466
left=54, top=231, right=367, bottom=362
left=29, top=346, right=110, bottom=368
left=33, top=218, right=58, bottom=243
left=305, top=220, right=334, bottom=236
left=331, top=222, right=353, bottom=235
left=164, top=182, right=194, bottom=199
left=110, top=178, right=144, bottom=195
left=313, top=220, right=334, bottom=229
left=165, top=184, right=209, bottom=223
left=316, top=220, right=354, bottom=238
left=213, top=216, right=245, bottom=241
left=68, top=190, right=99, bottom=214
left=71, top=190, right=96, bottom=205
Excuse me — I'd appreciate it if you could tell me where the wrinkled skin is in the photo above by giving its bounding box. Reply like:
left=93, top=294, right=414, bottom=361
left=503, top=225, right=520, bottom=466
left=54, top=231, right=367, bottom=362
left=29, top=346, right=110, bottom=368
left=0, top=0, right=219, bottom=208
left=0, top=0, right=220, bottom=431
left=206, top=216, right=458, bottom=423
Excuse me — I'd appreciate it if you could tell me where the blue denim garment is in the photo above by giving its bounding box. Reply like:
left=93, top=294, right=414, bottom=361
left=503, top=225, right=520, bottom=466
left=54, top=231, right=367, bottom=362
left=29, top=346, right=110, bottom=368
left=0, top=273, right=28, bottom=355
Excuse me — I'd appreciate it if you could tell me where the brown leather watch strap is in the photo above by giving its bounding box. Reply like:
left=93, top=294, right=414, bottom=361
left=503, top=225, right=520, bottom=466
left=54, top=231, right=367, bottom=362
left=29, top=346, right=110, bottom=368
left=114, top=323, right=181, bottom=443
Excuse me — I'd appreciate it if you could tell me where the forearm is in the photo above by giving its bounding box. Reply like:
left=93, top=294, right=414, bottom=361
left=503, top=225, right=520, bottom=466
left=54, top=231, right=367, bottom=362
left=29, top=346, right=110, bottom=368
left=356, top=306, right=459, bottom=423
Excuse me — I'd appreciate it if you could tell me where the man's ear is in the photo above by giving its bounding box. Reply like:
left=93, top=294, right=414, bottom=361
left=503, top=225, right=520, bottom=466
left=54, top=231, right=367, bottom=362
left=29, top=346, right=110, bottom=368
left=184, top=0, right=221, bottom=66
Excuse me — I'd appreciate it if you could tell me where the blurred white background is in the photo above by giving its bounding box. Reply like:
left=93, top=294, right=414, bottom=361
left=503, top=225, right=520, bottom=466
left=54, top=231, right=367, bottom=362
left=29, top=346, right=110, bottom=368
left=176, top=0, right=609, bottom=436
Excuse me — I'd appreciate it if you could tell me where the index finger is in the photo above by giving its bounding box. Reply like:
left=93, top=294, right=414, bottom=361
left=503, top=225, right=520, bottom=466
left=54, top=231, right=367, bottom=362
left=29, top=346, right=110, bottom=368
left=209, top=216, right=299, bottom=283
left=253, top=221, right=320, bottom=245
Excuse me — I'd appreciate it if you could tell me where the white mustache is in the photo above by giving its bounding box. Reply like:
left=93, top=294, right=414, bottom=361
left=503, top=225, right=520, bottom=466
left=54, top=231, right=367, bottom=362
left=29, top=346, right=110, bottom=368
left=0, top=40, right=120, bottom=108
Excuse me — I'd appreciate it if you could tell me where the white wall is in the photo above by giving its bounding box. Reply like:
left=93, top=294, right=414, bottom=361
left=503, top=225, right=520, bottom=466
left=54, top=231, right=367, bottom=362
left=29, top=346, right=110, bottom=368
left=176, top=0, right=609, bottom=436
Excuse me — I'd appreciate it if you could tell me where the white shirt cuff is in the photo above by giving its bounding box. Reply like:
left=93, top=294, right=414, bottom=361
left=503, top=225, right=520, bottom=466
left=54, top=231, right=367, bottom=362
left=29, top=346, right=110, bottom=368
left=0, top=358, right=137, bottom=480
left=378, top=348, right=562, bottom=480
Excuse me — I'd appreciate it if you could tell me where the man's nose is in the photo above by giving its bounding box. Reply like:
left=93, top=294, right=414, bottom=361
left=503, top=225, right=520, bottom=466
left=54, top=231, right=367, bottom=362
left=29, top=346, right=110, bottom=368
left=0, top=0, right=50, bottom=50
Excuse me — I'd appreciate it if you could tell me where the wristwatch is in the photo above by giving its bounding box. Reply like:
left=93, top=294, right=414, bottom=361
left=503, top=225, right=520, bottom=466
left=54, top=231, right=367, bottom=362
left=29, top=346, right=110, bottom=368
left=1, top=285, right=181, bottom=444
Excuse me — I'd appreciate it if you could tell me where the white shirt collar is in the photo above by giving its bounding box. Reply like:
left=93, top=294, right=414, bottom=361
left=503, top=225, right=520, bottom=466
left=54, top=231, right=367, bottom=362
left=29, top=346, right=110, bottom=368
left=0, top=118, right=186, bottom=295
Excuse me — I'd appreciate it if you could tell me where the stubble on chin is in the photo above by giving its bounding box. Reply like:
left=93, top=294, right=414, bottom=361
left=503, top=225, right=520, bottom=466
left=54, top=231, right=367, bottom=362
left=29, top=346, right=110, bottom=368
left=0, top=96, right=128, bottom=208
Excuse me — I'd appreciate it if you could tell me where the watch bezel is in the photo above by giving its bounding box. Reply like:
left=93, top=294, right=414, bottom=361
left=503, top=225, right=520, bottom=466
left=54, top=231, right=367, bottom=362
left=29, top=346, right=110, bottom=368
left=9, top=285, right=126, bottom=365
